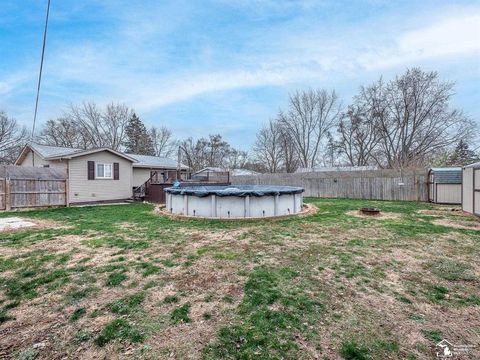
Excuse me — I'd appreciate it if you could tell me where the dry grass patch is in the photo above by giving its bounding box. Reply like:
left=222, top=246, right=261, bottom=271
left=432, top=218, right=480, bottom=231
left=346, top=210, right=402, bottom=220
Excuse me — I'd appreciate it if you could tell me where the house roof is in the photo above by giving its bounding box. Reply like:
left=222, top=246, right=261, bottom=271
left=192, top=167, right=224, bottom=175
left=127, top=153, right=188, bottom=169
left=30, top=143, right=83, bottom=158
left=430, top=167, right=462, bottom=184
left=231, top=168, right=259, bottom=176
left=15, top=143, right=187, bottom=169
left=47, top=147, right=137, bottom=162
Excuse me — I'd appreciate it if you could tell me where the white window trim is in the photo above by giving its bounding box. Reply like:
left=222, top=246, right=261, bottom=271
left=95, top=162, right=113, bottom=179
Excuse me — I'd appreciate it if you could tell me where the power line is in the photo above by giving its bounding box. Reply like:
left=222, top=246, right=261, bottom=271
left=31, top=0, right=51, bottom=140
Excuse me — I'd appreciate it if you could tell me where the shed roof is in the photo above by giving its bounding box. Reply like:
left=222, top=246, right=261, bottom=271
left=430, top=167, right=462, bottom=184
left=464, top=161, right=480, bottom=169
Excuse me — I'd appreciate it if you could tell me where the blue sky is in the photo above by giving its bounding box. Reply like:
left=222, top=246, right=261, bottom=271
left=1, top=0, right=479, bottom=150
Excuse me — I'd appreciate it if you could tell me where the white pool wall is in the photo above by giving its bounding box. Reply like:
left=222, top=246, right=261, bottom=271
left=166, top=192, right=303, bottom=218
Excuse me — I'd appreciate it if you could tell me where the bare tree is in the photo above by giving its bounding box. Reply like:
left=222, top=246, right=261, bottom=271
left=179, top=134, right=246, bottom=171
left=278, top=89, right=341, bottom=168
left=0, top=111, right=28, bottom=164
left=40, top=118, right=89, bottom=149
left=150, top=126, right=176, bottom=157
left=278, top=123, right=299, bottom=173
left=253, top=119, right=284, bottom=173
left=370, top=68, right=474, bottom=168
left=337, top=104, right=380, bottom=166
left=224, top=149, right=249, bottom=170
left=66, top=102, right=131, bottom=150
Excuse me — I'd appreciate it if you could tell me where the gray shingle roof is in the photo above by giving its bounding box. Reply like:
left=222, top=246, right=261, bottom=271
left=30, top=143, right=83, bottom=158
left=27, top=143, right=186, bottom=169
left=125, top=153, right=188, bottom=169
left=430, top=167, right=462, bottom=184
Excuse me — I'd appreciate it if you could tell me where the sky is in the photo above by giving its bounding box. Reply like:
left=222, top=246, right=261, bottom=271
left=0, top=0, right=479, bottom=150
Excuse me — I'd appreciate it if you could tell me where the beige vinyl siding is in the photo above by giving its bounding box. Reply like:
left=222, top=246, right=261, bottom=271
left=132, top=168, right=152, bottom=187
left=21, top=151, right=67, bottom=171
left=434, top=184, right=461, bottom=204
left=68, top=151, right=133, bottom=203
left=462, top=167, right=473, bottom=213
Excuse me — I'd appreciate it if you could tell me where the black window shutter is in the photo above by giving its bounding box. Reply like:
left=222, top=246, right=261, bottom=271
left=113, top=162, right=119, bottom=180
left=87, top=161, right=95, bottom=180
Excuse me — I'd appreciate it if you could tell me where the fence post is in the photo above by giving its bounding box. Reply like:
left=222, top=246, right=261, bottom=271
left=5, top=179, right=11, bottom=211
left=65, top=179, right=70, bottom=207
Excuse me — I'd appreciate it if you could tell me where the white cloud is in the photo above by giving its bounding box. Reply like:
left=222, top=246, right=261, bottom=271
left=4, top=3, right=480, bottom=124
left=360, top=13, right=480, bottom=69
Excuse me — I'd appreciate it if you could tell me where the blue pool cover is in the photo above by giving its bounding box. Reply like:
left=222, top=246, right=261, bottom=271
left=164, top=185, right=304, bottom=197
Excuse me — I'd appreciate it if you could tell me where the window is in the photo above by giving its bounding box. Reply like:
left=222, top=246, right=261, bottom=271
left=96, top=163, right=113, bottom=179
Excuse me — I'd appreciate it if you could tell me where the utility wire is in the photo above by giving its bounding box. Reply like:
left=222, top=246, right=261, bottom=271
left=31, top=0, right=51, bottom=140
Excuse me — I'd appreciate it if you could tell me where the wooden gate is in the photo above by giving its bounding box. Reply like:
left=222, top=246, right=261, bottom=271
left=145, top=183, right=173, bottom=204
left=0, top=178, right=5, bottom=210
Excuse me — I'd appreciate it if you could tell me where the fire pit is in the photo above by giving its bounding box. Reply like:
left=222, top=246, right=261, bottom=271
left=359, top=207, right=381, bottom=216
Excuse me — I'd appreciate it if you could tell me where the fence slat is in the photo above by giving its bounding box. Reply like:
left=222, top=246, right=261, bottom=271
left=4, top=179, right=67, bottom=209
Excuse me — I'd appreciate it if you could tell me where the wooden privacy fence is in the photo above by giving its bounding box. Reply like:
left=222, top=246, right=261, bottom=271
left=0, top=165, right=68, bottom=210
left=0, top=178, right=67, bottom=210
left=231, top=169, right=429, bottom=201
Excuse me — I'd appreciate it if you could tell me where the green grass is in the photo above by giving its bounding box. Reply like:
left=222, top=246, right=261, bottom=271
left=204, top=267, right=324, bottom=359
left=340, top=340, right=371, bottom=360
left=430, top=259, right=475, bottom=281
left=0, top=200, right=478, bottom=359
left=95, top=318, right=145, bottom=346
left=421, top=329, right=443, bottom=343
left=70, top=307, right=86, bottom=322
left=163, top=295, right=179, bottom=304
left=109, top=292, right=145, bottom=315
left=171, top=303, right=191, bottom=324
left=106, top=272, right=128, bottom=287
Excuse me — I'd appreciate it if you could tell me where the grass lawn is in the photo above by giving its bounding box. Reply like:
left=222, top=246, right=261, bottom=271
left=0, top=198, right=479, bottom=359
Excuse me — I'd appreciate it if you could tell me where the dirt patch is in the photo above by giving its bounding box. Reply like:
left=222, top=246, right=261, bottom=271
left=417, top=208, right=466, bottom=217
left=346, top=210, right=402, bottom=220
left=432, top=218, right=480, bottom=231
left=0, top=217, right=63, bottom=233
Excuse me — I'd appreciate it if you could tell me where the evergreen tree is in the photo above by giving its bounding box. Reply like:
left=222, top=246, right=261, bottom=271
left=447, top=140, right=479, bottom=166
left=124, top=113, right=155, bottom=155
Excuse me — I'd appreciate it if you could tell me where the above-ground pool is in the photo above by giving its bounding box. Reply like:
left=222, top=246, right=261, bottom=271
left=164, top=185, right=304, bottom=219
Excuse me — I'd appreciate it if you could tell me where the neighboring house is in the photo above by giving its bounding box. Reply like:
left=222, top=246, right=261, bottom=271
left=230, top=168, right=259, bottom=176
left=15, top=143, right=188, bottom=204
left=191, top=167, right=230, bottom=182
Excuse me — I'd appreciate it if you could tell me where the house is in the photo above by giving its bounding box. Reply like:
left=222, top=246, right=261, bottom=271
left=462, top=161, right=480, bottom=216
left=427, top=167, right=462, bottom=204
left=190, top=167, right=230, bottom=182
left=15, top=143, right=188, bottom=204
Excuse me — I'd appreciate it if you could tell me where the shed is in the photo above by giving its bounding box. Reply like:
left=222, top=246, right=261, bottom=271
left=462, top=161, right=480, bottom=216
left=428, top=167, right=462, bottom=204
